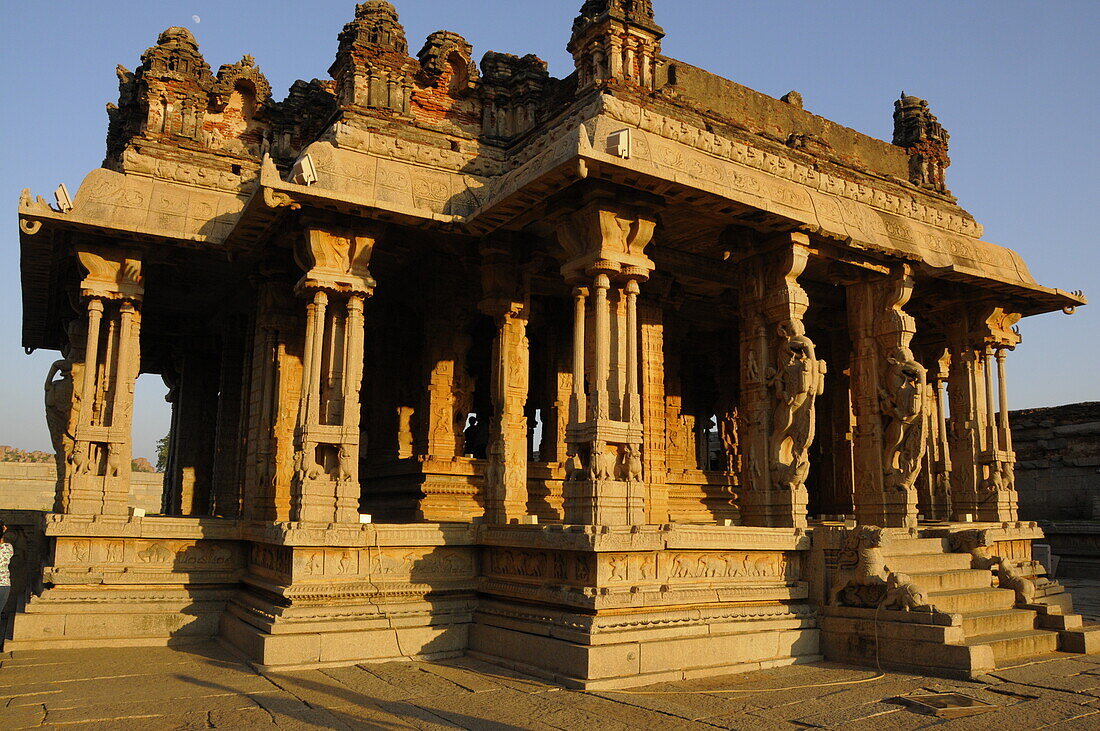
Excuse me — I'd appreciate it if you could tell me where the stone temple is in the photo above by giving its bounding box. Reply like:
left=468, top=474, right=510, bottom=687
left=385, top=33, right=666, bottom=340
left=11, top=1, right=1095, bottom=686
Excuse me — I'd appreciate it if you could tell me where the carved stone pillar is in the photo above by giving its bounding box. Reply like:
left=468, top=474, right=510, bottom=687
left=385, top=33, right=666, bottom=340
left=482, top=303, right=530, bottom=524
left=420, top=311, right=473, bottom=462
left=570, top=287, right=588, bottom=426
left=817, top=327, right=854, bottom=518
left=242, top=282, right=297, bottom=522
left=847, top=265, right=927, bottom=528
left=211, top=317, right=248, bottom=518
left=640, top=300, right=669, bottom=523
left=557, top=198, right=656, bottom=525
left=981, top=311, right=1021, bottom=521
left=946, top=306, right=1021, bottom=522
left=291, top=225, right=377, bottom=525
left=170, top=348, right=219, bottom=516
left=738, top=233, right=820, bottom=529
left=53, top=248, right=144, bottom=515
left=921, top=351, right=952, bottom=521
left=479, top=239, right=531, bottom=525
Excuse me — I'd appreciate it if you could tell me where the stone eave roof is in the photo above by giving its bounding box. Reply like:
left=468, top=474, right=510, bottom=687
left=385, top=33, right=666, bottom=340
left=18, top=96, right=1086, bottom=349
left=244, top=94, right=1084, bottom=316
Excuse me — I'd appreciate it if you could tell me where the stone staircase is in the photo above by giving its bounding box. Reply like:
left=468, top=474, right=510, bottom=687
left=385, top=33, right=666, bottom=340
left=883, top=535, right=1090, bottom=668
left=820, top=529, right=1098, bottom=678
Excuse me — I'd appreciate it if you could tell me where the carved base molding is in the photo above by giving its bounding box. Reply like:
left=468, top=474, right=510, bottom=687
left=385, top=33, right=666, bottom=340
left=471, top=599, right=820, bottom=689
left=8, top=516, right=1092, bottom=684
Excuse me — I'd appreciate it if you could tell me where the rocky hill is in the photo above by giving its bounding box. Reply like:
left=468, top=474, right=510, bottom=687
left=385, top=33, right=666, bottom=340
left=0, top=445, right=158, bottom=473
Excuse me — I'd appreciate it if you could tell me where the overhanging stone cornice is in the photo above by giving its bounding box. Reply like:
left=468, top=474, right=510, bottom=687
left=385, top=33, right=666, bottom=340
left=21, top=95, right=1085, bottom=324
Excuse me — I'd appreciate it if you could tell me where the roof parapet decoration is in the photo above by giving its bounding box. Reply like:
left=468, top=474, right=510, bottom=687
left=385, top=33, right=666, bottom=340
left=418, top=31, right=480, bottom=95
left=330, top=1, right=414, bottom=113
left=106, top=25, right=274, bottom=165
left=572, top=0, right=663, bottom=36
left=343, top=1, right=409, bottom=54
left=569, top=0, right=664, bottom=91
left=893, top=93, right=951, bottom=194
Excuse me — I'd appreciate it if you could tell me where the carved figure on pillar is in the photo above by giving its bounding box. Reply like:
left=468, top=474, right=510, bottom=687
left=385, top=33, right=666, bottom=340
left=879, top=347, right=928, bottom=493
left=737, top=233, right=816, bottom=529
left=44, top=356, right=75, bottom=484
left=623, top=443, right=643, bottom=483
left=766, top=320, right=825, bottom=495
left=719, top=408, right=740, bottom=475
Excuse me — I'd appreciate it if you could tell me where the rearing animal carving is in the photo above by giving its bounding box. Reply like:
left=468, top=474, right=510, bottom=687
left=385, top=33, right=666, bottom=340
left=829, top=526, right=935, bottom=612
left=879, top=347, right=928, bottom=492
left=767, top=320, right=826, bottom=493
left=829, top=526, right=890, bottom=607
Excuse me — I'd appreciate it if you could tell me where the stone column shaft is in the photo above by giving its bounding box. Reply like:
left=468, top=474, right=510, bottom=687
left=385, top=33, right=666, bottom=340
left=624, top=279, right=640, bottom=423
left=983, top=346, right=996, bottom=452
left=571, top=287, right=588, bottom=424
left=485, top=307, right=530, bottom=524
left=335, top=294, right=366, bottom=523
left=996, top=348, right=1012, bottom=453
left=308, top=291, right=329, bottom=426
left=592, top=273, right=611, bottom=420
left=78, top=299, right=104, bottom=427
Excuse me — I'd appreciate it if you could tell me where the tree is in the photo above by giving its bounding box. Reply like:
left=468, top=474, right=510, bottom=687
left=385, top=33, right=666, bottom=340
left=155, top=434, right=170, bottom=473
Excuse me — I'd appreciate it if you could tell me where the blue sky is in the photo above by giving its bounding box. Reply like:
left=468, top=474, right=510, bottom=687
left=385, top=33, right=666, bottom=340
left=1, top=1, right=1097, bottom=463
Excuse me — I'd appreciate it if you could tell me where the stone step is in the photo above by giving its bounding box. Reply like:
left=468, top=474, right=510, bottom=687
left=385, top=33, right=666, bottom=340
left=885, top=552, right=974, bottom=574
left=880, top=537, right=949, bottom=556
left=962, top=629, right=1060, bottom=664
left=1038, top=591, right=1075, bottom=614
left=929, top=587, right=1017, bottom=614
left=907, top=569, right=993, bottom=593
left=961, top=609, right=1038, bottom=638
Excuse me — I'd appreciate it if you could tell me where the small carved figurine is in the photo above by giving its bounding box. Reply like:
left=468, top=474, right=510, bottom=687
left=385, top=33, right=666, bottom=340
left=623, top=444, right=643, bottom=483
left=881, top=571, right=930, bottom=611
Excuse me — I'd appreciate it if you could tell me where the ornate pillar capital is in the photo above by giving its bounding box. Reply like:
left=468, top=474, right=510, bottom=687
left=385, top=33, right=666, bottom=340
left=76, top=246, right=144, bottom=303
left=556, top=197, right=657, bottom=283
left=295, top=223, right=378, bottom=298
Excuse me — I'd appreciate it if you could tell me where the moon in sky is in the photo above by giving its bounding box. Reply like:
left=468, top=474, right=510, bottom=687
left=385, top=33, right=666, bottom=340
left=192, top=15, right=201, bottom=23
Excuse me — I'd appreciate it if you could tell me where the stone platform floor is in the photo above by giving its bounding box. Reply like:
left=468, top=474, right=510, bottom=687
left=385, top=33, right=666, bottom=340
left=0, top=580, right=1097, bottom=730
left=1, top=643, right=1099, bottom=730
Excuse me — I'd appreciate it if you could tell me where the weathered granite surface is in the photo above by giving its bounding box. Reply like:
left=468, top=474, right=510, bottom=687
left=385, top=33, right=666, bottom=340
left=1013, top=402, right=1100, bottom=521
left=2, top=640, right=1100, bottom=729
